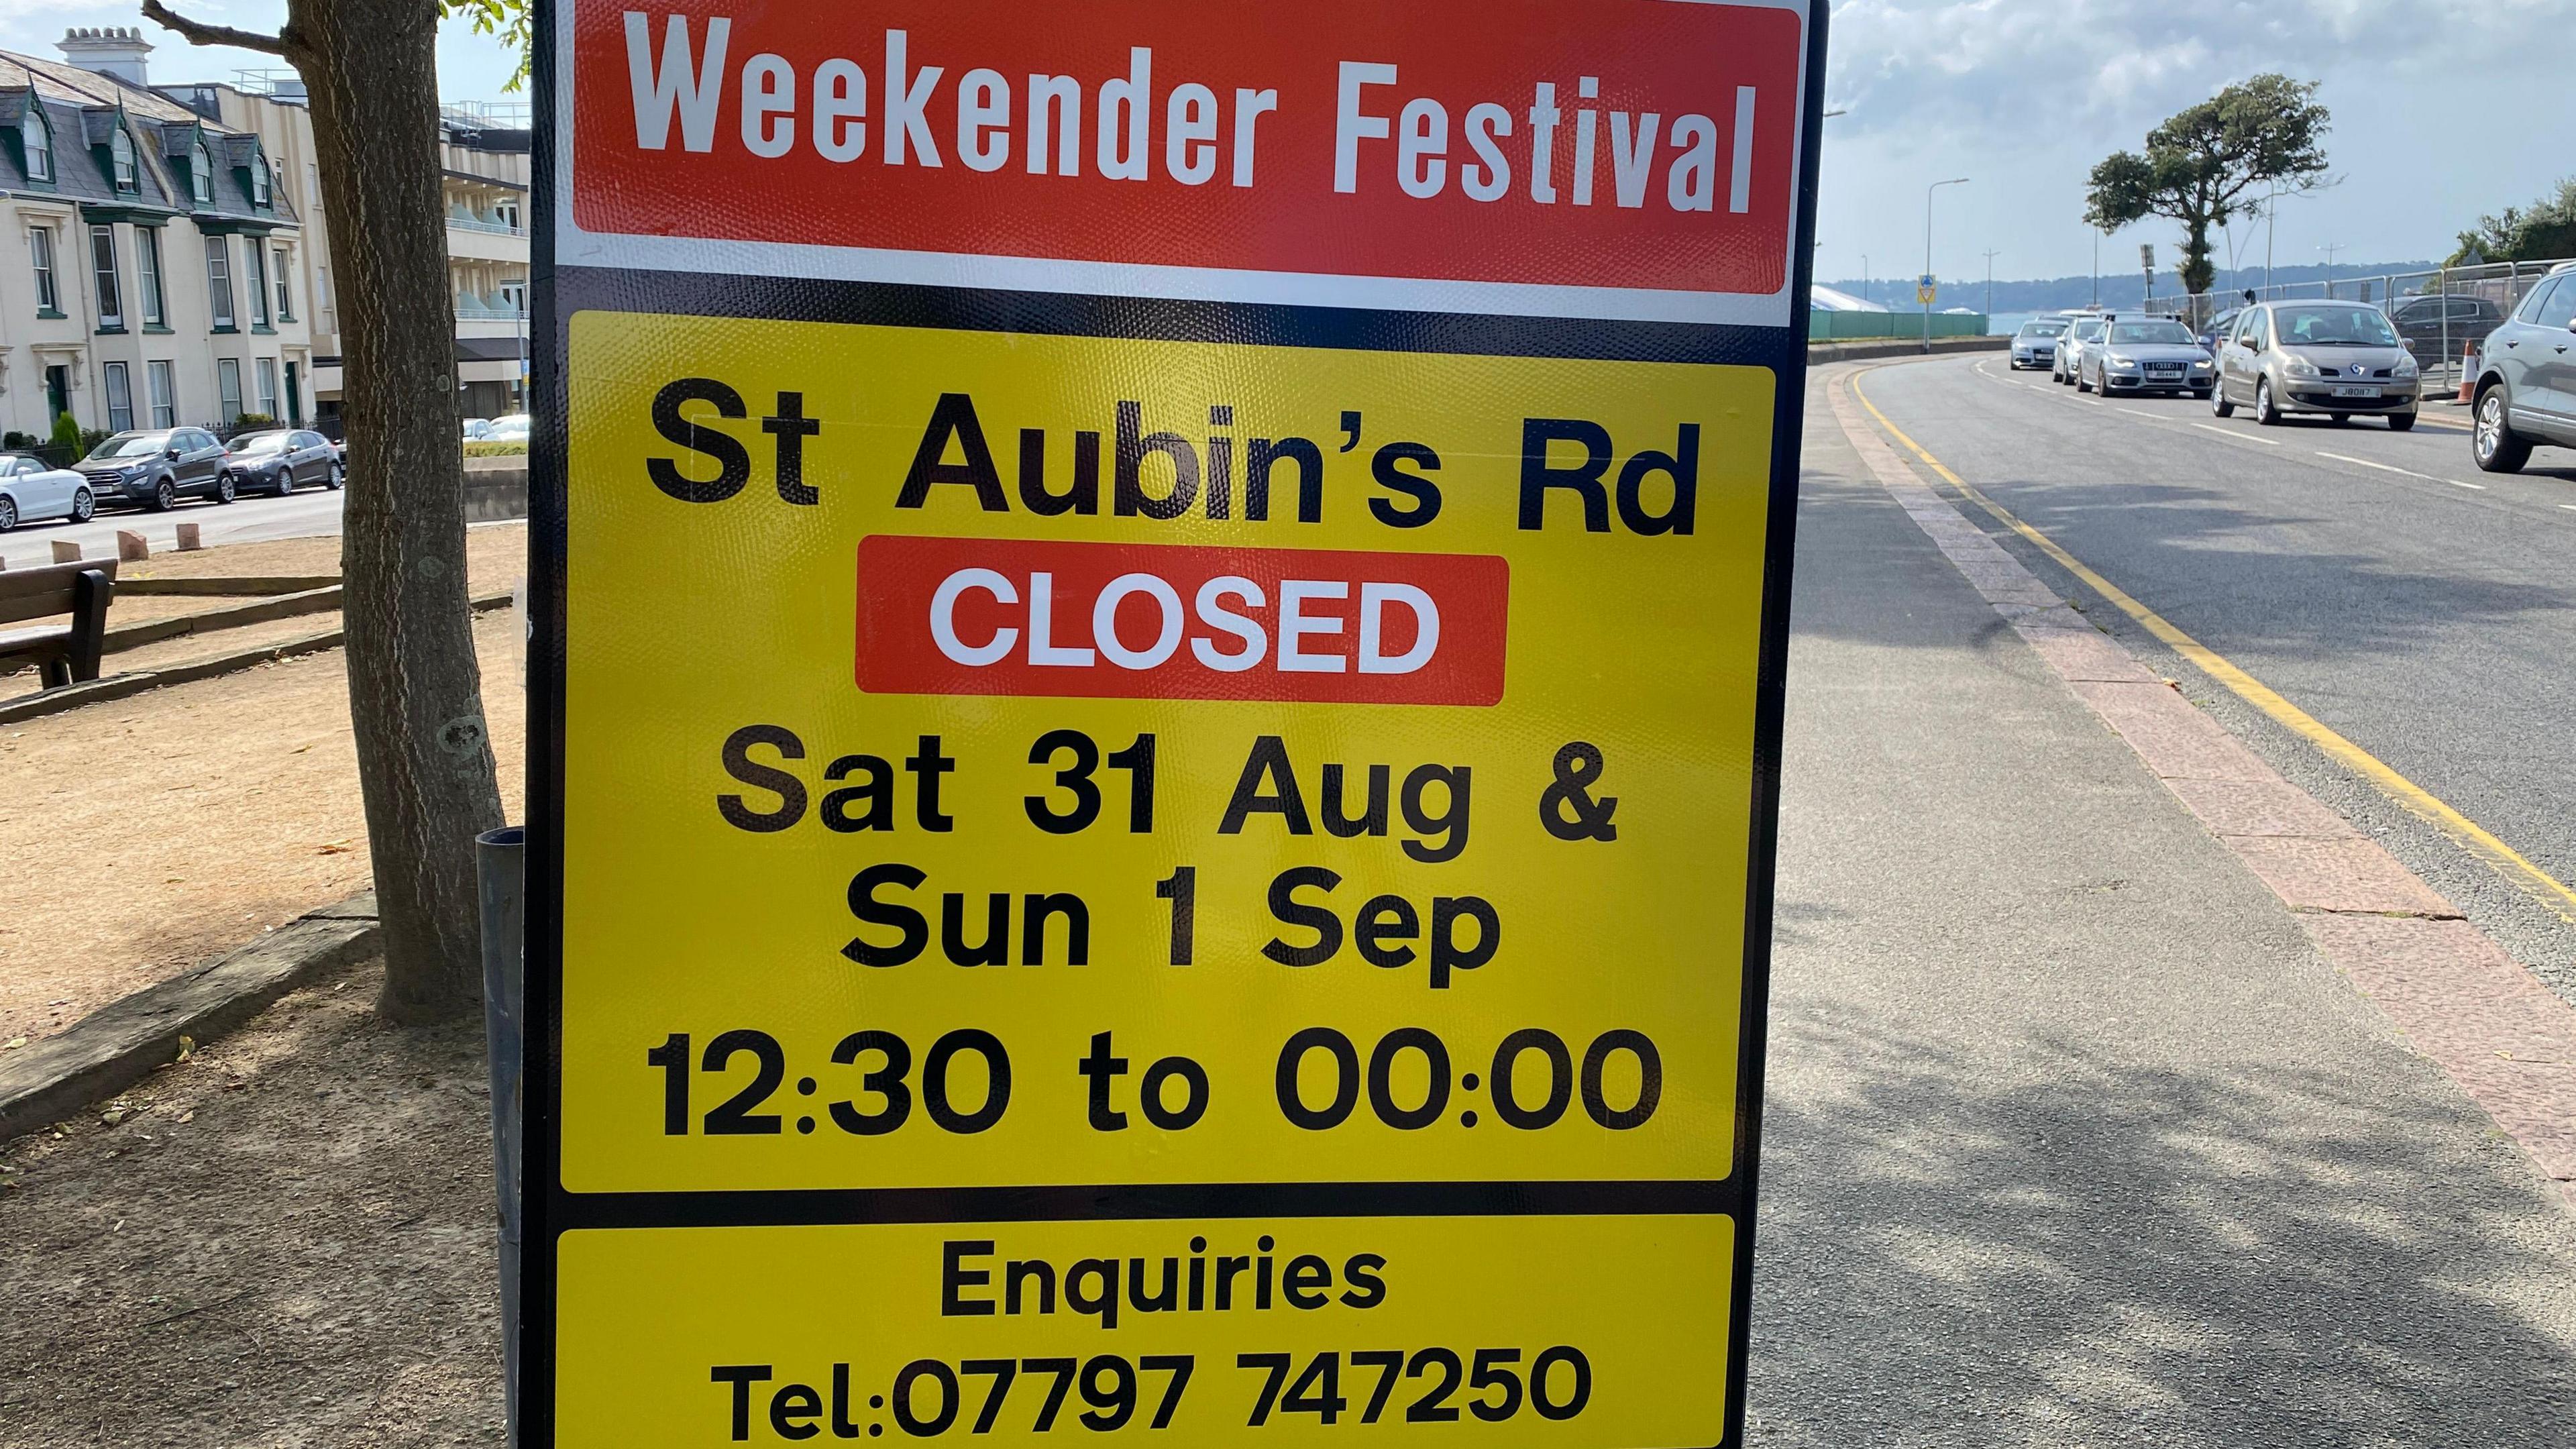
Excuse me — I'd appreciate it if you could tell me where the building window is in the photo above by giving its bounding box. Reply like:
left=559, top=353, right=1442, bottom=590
left=103, top=362, right=134, bottom=431
left=205, top=235, right=234, bottom=329
left=20, top=106, right=50, bottom=182
left=494, top=199, right=522, bottom=231
left=136, top=225, right=164, bottom=326
left=255, top=358, right=280, bottom=419
left=191, top=140, right=213, bottom=205
left=305, top=161, right=318, bottom=208
left=110, top=127, right=136, bottom=192
left=250, top=151, right=271, bottom=207
left=148, top=359, right=176, bottom=427
left=217, top=357, right=243, bottom=425
left=246, top=242, right=270, bottom=327
left=30, top=225, right=58, bottom=313
left=272, top=244, right=293, bottom=319
left=90, top=224, right=122, bottom=329
left=498, top=280, right=527, bottom=316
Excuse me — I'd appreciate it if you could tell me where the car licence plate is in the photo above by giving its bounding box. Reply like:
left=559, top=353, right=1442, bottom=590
left=2330, top=384, right=2378, bottom=398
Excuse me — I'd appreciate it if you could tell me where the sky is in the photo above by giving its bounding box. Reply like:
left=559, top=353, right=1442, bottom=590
left=1, top=0, right=2568, bottom=286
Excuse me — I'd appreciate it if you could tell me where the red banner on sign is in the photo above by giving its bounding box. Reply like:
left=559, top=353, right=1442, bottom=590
left=854, top=535, right=1509, bottom=704
left=574, top=0, right=1802, bottom=297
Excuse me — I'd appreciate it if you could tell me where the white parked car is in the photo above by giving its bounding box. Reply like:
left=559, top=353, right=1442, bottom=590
left=481, top=413, right=532, bottom=442
left=462, top=417, right=494, bottom=441
left=0, top=451, right=94, bottom=530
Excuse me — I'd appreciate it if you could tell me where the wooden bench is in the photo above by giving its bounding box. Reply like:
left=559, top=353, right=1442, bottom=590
left=0, top=558, right=119, bottom=688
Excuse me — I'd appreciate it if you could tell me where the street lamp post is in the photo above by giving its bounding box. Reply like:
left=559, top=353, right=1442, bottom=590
left=1860, top=254, right=1869, bottom=308
left=1982, top=248, right=2000, bottom=327
left=1924, top=177, right=1969, bottom=352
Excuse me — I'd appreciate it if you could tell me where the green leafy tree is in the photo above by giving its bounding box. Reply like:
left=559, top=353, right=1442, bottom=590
left=143, top=0, right=529, bottom=1022
left=2449, top=177, right=2576, bottom=266
left=2085, top=74, right=2331, bottom=297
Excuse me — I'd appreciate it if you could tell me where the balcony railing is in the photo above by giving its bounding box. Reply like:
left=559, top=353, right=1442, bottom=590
left=455, top=301, right=528, bottom=321
left=447, top=215, right=525, bottom=237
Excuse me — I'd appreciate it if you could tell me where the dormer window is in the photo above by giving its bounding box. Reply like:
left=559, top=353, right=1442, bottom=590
left=20, top=106, right=50, bottom=182
left=250, top=150, right=270, bottom=207
left=110, top=126, right=135, bottom=191
left=190, top=140, right=212, bottom=205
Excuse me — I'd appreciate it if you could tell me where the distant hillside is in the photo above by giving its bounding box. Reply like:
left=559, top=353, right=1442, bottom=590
left=1820, top=260, right=2437, bottom=313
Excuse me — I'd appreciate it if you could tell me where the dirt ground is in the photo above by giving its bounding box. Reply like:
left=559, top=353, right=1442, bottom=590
left=0, top=524, right=528, bottom=1045
left=0, top=957, right=504, bottom=1446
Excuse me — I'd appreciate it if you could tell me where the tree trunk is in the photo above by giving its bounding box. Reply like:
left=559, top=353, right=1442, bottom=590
left=2180, top=215, right=2217, bottom=297
left=290, top=0, right=505, bottom=1021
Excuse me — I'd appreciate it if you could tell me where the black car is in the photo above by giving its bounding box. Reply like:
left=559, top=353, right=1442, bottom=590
left=2388, top=294, right=2506, bottom=361
left=221, top=429, right=345, bottom=497
left=75, top=427, right=231, bottom=511
left=2470, top=262, right=2576, bottom=474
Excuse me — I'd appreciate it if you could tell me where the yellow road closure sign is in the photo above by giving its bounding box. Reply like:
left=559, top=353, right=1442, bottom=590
left=531, top=2, right=1823, bottom=1445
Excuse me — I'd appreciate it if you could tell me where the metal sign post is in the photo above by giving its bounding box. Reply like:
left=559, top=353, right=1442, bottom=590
left=527, top=3, right=1825, bottom=1444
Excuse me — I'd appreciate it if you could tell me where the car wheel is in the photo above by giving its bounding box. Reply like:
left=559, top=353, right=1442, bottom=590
left=273, top=469, right=297, bottom=498
left=214, top=471, right=237, bottom=504
left=2473, top=385, right=2532, bottom=473
left=70, top=488, right=93, bottom=523
left=2212, top=383, right=2235, bottom=419
left=2387, top=413, right=2417, bottom=432
left=327, top=462, right=345, bottom=490
left=0, top=496, right=16, bottom=531
left=149, top=478, right=178, bottom=511
left=2255, top=379, right=2281, bottom=426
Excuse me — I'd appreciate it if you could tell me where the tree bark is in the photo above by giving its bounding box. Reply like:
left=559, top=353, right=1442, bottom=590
left=154, top=0, right=505, bottom=1022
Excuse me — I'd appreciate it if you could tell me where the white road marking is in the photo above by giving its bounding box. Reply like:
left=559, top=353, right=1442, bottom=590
left=2192, top=422, right=2281, bottom=445
left=2314, top=451, right=2487, bottom=489
left=2561, top=504, right=2576, bottom=513
left=2116, top=407, right=2163, bottom=419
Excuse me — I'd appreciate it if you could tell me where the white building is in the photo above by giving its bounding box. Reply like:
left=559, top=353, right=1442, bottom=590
left=1, top=30, right=316, bottom=446
left=0, top=28, right=531, bottom=451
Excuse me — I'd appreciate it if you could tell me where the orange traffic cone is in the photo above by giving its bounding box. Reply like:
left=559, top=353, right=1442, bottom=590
left=2457, top=343, right=2477, bottom=405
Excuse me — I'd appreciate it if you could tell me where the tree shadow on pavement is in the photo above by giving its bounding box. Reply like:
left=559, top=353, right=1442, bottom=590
left=1746, top=1005, right=2576, bottom=1448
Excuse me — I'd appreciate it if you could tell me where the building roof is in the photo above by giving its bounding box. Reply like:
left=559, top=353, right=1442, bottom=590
left=0, top=49, right=297, bottom=230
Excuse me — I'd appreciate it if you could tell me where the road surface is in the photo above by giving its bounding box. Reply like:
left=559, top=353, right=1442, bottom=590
left=0, top=483, right=347, bottom=572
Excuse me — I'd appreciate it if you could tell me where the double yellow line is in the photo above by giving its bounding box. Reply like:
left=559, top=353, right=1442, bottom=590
left=1848, top=368, right=2576, bottom=925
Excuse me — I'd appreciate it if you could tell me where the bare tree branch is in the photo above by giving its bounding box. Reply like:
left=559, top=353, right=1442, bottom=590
left=139, top=0, right=291, bottom=57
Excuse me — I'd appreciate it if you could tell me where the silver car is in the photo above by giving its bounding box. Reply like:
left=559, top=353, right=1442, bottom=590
left=2082, top=317, right=2216, bottom=397
left=2212, top=301, right=2420, bottom=430
left=2053, top=315, right=2107, bottom=385
left=2010, top=318, right=2068, bottom=370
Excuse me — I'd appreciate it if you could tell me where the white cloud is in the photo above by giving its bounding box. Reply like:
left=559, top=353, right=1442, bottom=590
left=1815, top=0, right=2573, bottom=281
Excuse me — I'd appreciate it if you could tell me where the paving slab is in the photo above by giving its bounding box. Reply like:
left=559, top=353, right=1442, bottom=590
left=1749, top=368, right=2576, bottom=1448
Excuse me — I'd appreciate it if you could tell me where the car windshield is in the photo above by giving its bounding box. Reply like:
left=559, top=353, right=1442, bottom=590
left=2108, top=321, right=2196, bottom=345
left=2018, top=321, right=2067, bottom=337
left=2074, top=321, right=2106, bottom=340
left=2276, top=305, right=2400, bottom=347
left=231, top=432, right=291, bottom=454
left=87, top=432, right=172, bottom=460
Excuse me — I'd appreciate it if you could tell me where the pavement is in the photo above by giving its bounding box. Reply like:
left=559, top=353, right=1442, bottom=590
left=1748, top=362, right=2576, bottom=1445
left=1856, top=356, right=2576, bottom=1004
left=0, top=486, right=347, bottom=572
